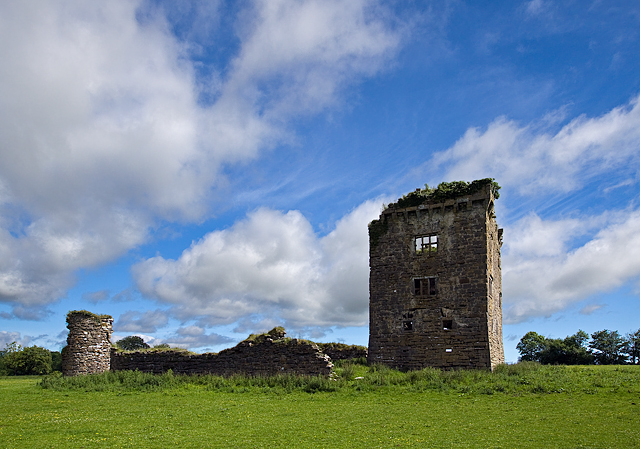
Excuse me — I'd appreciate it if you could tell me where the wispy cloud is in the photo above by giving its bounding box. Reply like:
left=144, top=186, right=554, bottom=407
left=82, top=290, right=110, bottom=304
left=428, top=95, right=640, bottom=195
left=580, top=304, right=605, bottom=315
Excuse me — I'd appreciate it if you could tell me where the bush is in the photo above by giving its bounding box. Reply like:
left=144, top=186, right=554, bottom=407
left=1, top=343, right=52, bottom=375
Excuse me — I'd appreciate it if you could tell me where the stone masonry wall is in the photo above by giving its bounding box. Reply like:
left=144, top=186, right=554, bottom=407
left=62, top=311, right=113, bottom=376
left=61, top=313, right=334, bottom=377
left=315, top=343, right=368, bottom=361
left=368, top=183, right=505, bottom=370
left=111, top=336, right=332, bottom=376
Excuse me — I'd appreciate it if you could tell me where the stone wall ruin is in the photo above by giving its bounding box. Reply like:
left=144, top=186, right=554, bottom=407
left=111, top=330, right=333, bottom=376
left=62, top=314, right=337, bottom=377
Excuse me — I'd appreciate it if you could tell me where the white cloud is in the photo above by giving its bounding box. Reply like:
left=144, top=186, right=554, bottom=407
left=580, top=304, right=604, bottom=315
left=423, top=93, right=640, bottom=325
left=503, top=209, right=640, bottom=323
left=114, top=309, right=170, bottom=333
left=429, top=95, right=640, bottom=195
left=163, top=326, right=234, bottom=350
left=228, top=0, right=401, bottom=116
left=133, top=200, right=382, bottom=331
left=0, top=1, right=402, bottom=318
left=0, top=331, right=33, bottom=349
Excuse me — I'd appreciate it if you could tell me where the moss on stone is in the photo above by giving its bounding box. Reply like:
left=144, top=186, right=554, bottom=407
left=316, top=342, right=368, bottom=351
left=112, top=346, right=195, bottom=355
left=368, top=217, right=388, bottom=249
left=66, top=310, right=112, bottom=325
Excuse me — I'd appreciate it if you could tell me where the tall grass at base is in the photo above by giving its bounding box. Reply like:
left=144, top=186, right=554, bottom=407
left=39, top=362, right=640, bottom=396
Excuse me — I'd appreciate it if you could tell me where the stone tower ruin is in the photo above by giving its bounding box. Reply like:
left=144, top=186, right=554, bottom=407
left=368, top=179, right=504, bottom=370
left=62, top=310, right=113, bottom=376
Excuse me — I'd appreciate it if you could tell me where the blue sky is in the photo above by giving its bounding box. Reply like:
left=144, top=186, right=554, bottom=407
left=1, top=0, right=639, bottom=363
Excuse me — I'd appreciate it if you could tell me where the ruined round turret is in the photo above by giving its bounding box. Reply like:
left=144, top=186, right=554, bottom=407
left=61, top=310, right=113, bottom=376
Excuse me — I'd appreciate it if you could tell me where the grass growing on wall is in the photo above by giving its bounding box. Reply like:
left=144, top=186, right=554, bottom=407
left=1, top=363, right=639, bottom=448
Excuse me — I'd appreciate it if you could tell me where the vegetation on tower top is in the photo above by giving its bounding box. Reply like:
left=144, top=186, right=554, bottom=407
left=66, top=310, right=112, bottom=325
left=386, top=178, right=500, bottom=210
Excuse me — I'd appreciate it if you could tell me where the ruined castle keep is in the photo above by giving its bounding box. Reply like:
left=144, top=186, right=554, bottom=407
left=368, top=180, right=504, bottom=370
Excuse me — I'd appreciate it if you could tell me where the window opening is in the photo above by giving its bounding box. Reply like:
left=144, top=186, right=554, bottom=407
left=415, top=234, right=438, bottom=254
left=443, top=320, right=453, bottom=330
left=403, top=321, right=413, bottom=331
left=413, top=277, right=437, bottom=296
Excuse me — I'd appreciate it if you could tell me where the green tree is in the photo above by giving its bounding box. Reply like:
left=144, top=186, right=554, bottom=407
left=51, top=351, right=62, bottom=372
left=538, top=331, right=593, bottom=365
left=517, top=330, right=594, bottom=365
left=116, top=336, right=150, bottom=351
left=589, top=330, right=627, bottom=365
left=624, top=329, right=640, bottom=365
left=516, top=331, right=546, bottom=362
left=1, top=343, right=52, bottom=375
left=0, top=342, right=22, bottom=374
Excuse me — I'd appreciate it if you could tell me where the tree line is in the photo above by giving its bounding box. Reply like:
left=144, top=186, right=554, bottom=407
left=517, top=329, right=640, bottom=365
left=0, top=342, right=62, bottom=375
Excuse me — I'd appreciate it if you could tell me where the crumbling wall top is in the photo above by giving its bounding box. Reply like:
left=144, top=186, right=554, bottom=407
left=383, top=178, right=500, bottom=211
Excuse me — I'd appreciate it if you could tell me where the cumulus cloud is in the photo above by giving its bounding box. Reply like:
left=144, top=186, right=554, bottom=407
left=114, top=309, right=170, bottom=333
left=0, top=331, right=33, bottom=349
left=502, top=209, right=640, bottom=323
left=133, top=200, right=382, bottom=331
left=0, top=1, right=401, bottom=318
left=428, top=95, right=640, bottom=195
left=162, top=325, right=234, bottom=350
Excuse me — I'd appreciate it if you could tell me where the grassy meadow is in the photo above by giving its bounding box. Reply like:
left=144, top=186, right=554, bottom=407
left=1, top=362, right=639, bottom=448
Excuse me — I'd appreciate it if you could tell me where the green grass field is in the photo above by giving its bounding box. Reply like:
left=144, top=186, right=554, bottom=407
left=1, top=363, right=639, bottom=448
